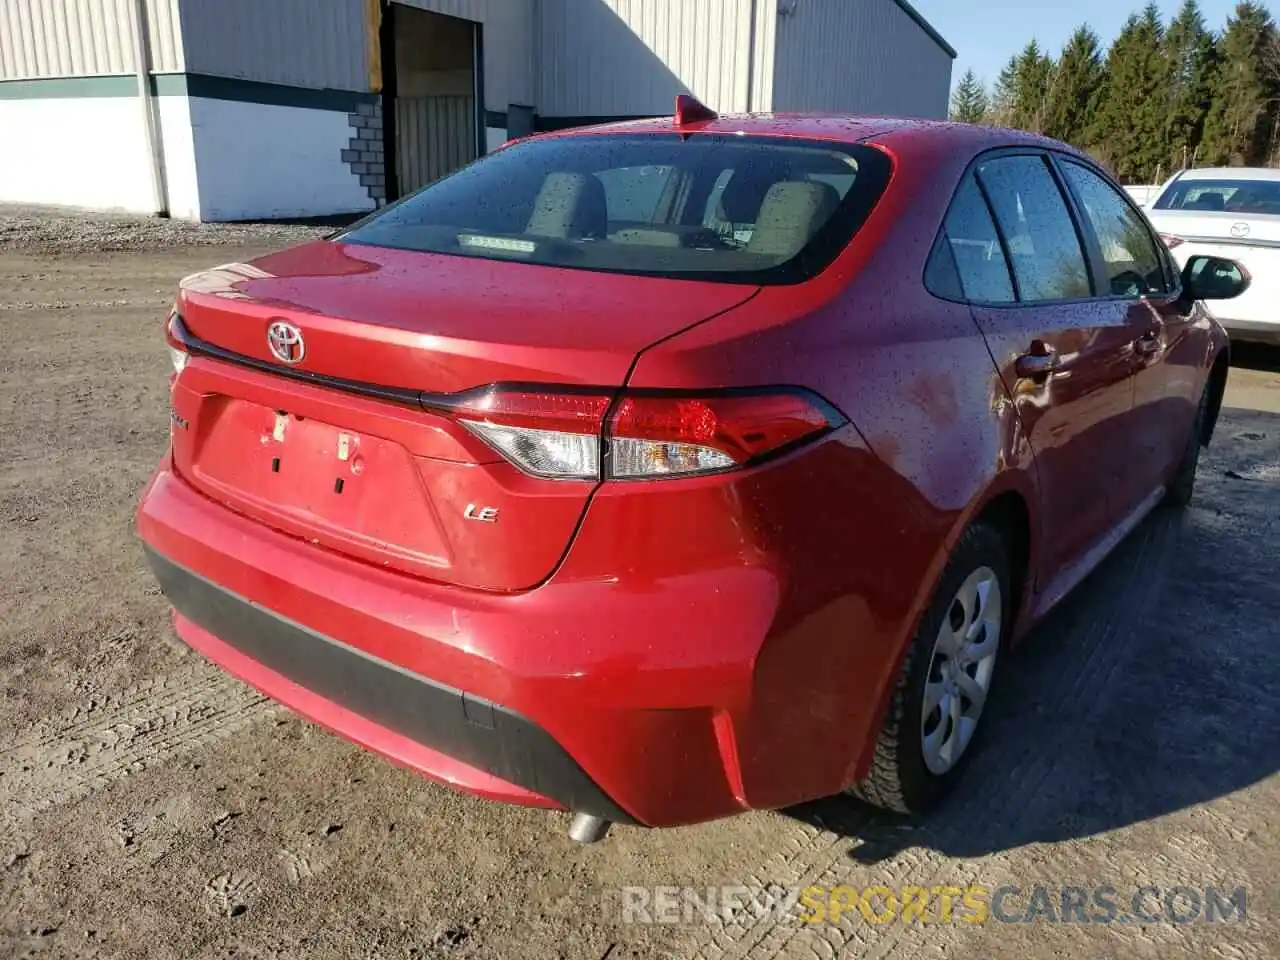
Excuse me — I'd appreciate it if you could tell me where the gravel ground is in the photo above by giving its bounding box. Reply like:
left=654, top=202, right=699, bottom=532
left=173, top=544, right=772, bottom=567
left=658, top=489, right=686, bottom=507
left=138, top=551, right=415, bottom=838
left=0, top=204, right=334, bottom=256
left=0, top=207, right=1276, bottom=960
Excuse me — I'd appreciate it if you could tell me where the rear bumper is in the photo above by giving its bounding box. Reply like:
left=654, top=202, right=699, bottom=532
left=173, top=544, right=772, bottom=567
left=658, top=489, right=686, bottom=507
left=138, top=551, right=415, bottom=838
left=145, top=546, right=634, bottom=823
left=137, top=427, right=903, bottom=827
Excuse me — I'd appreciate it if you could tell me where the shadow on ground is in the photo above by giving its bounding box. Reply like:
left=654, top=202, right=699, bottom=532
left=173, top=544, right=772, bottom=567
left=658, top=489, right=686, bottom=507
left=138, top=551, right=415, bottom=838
left=784, top=407, right=1280, bottom=863
left=223, top=213, right=364, bottom=230
left=1229, top=341, right=1280, bottom=374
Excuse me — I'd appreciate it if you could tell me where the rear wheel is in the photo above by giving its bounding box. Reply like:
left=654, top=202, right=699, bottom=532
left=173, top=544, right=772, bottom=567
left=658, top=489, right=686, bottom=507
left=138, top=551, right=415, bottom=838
left=851, top=522, right=1010, bottom=814
left=1163, top=380, right=1212, bottom=509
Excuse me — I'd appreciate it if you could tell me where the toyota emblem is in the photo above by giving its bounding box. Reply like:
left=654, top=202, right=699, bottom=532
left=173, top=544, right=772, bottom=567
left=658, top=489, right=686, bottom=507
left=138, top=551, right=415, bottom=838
left=1230, top=222, right=1251, bottom=239
left=266, top=320, right=305, bottom=364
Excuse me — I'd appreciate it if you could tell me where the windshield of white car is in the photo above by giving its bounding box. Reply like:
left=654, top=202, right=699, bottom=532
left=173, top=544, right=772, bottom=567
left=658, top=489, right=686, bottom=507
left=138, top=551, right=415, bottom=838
left=1153, top=179, right=1280, bottom=216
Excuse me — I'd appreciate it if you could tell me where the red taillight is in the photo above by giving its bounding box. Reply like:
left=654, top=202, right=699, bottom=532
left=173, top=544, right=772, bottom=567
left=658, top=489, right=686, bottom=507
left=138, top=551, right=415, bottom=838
left=609, top=392, right=840, bottom=477
left=454, top=386, right=842, bottom=480
left=1160, top=233, right=1184, bottom=249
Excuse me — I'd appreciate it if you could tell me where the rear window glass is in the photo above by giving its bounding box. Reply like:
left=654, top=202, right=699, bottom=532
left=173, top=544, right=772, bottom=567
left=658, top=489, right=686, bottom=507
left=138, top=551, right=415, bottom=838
left=1153, top=179, right=1280, bottom=215
left=338, top=135, right=892, bottom=285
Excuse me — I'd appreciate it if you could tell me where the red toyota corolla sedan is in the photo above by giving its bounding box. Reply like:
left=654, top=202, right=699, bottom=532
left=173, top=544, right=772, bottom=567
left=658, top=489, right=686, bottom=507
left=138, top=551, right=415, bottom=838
left=138, top=101, right=1248, bottom=842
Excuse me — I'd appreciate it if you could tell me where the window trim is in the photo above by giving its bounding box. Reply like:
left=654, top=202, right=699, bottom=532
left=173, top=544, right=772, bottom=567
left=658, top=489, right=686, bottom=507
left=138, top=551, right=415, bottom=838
left=923, top=145, right=1184, bottom=309
left=970, top=169, right=1022, bottom=302
left=1048, top=153, right=1182, bottom=303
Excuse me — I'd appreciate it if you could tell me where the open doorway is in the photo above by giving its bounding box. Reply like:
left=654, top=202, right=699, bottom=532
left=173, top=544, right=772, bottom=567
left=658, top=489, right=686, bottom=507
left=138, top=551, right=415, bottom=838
left=387, top=4, right=481, bottom=197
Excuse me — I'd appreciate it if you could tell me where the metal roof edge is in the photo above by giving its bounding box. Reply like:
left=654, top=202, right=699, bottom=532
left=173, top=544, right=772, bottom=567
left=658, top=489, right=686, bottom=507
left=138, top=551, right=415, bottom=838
left=889, top=0, right=958, bottom=59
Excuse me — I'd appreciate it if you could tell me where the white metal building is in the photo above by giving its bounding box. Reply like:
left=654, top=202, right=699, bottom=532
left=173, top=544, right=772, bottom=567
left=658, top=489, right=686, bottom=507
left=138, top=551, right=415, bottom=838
left=0, top=0, right=954, bottom=221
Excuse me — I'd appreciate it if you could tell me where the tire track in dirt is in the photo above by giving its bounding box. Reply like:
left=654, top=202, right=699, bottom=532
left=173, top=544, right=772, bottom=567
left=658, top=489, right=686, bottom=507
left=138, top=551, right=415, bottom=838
left=0, top=663, right=275, bottom=841
left=688, top=511, right=1176, bottom=960
left=0, top=664, right=262, bottom=755
left=0, top=298, right=161, bottom=311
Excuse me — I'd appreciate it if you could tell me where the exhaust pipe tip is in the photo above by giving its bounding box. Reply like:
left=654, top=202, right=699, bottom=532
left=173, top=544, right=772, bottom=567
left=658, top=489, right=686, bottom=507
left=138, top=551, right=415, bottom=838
left=568, top=813, right=612, bottom=843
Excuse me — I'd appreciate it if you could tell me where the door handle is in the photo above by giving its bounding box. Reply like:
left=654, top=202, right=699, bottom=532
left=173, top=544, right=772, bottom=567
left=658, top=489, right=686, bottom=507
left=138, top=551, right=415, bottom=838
left=1015, top=348, right=1061, bottom=380
left=1134, top=331, right=1160, bottom=356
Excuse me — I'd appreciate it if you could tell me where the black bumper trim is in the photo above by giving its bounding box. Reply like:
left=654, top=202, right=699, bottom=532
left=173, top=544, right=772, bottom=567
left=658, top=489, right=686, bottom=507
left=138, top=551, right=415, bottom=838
left=143, top=546, right=635, bottom=824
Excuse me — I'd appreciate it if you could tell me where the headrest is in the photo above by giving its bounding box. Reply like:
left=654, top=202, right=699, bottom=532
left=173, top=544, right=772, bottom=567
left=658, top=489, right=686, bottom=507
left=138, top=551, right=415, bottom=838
left=747, top=181, right=841, bottom=258
left=718, top=164, right=792, bottom=223
left=1187, top=193, right=1225, bottom=211
left=526, top=173, right=608, bottom=239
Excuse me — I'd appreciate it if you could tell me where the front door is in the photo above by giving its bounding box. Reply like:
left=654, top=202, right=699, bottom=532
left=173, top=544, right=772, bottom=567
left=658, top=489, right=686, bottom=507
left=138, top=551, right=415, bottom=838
left=1054, top=157, right=1202, bottom=506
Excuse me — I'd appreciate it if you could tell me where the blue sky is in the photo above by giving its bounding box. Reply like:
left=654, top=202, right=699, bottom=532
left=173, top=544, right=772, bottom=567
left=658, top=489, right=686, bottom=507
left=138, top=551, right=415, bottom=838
left=909, top=0, right=1247, bottom=90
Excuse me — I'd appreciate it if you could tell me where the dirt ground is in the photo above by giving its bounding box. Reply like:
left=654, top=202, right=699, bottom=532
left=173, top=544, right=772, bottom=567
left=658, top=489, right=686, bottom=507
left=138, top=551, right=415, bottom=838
left=1, top=207, right=1276, bottom=960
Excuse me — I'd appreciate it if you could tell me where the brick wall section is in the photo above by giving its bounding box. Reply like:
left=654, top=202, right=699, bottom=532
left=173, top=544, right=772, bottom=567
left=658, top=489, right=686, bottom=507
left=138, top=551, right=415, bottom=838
left=343, top=101, right=386, bottom=204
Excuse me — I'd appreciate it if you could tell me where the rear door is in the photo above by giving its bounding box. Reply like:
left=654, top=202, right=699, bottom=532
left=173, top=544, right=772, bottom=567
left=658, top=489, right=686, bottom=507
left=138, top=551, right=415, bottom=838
left=1055, top=158, right=1202, bottom=507
left=940, top=153, right=1144, bottom=578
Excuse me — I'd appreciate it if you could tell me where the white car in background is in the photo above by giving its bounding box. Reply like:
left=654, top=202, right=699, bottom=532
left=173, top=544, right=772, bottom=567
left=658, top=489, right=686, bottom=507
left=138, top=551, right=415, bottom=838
left=1146, top=167, right=1280, bottom=345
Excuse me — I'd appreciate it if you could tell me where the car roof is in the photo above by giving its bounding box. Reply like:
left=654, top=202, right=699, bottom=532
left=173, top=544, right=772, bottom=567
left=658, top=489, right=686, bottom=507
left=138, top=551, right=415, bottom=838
left=544, top=113, right=1072, bottom=155
left=1175, top=167, right=1280, bottom=182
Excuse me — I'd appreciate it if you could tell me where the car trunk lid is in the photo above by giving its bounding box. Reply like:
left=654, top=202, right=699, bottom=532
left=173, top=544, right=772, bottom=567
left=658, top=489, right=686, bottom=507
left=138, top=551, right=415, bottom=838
left=169, top=241, right=757, bottom=592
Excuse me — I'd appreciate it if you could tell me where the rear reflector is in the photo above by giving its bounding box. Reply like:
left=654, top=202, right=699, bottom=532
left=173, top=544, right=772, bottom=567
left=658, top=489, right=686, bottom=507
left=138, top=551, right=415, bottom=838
left=462, top=421, right=601, bottom=479
left=1160, top=233, right=1185, bottom=249
left=455, top=387, right=842, bottom=481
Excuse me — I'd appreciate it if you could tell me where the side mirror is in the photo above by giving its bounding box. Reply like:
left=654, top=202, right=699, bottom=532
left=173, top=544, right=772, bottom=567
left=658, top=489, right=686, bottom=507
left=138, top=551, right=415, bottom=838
left=1182, top=255, right=1251, bottom=302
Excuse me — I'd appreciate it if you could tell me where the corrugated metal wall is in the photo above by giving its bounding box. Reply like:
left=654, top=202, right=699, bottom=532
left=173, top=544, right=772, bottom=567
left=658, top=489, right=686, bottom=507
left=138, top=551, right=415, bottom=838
left=0, top=0, right=953, bottom=120
left=0, top=0, right=183, bottom=80
left=537, top=0, right=776, bottom=117
left=771, top=0, right=952, bottom=119
left=178, top=0, right=369, bottom=93
left=396, top=94, right=475, bottom=191
left=395, top=0, right=533, bottom=110
left=750, top=0, right=778, bottom=114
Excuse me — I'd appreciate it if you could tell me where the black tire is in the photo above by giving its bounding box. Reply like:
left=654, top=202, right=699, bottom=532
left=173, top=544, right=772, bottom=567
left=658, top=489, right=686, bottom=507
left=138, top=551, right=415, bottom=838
left=1163, top=381, right=1211, bottom=509
left=851, top=521, right=1011, bottom=814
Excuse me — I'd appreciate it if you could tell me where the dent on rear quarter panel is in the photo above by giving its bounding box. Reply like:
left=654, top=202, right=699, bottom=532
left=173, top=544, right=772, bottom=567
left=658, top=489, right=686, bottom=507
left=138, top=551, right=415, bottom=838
left=621, top=132, right=1041, bottom=788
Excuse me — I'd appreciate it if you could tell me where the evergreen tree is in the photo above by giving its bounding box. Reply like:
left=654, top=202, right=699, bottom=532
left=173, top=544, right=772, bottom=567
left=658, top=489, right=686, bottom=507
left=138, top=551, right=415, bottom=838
left=1201, top=2, right=1279, bottom=166
left=1091, top=6, right=1168, bottom=181
left=990, top=1, right=1280, bottom=175
left=1011, top=40, right=1055, bottom=132
left=950, top=70, right=991, bottom=123
left=990, top=56, right=1019, bottom=126
left=1269, top=34, right=1280, bottom=164
left=1162, top=0, right=1220, bottom=171
left=1044, top=26, right=1105, bottom=146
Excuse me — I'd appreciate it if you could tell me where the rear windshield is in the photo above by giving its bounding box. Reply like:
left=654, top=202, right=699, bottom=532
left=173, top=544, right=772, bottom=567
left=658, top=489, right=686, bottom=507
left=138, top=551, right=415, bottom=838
left=338, top=134, right=892, bottom=285
left=1153, top=178, right=1280, bottom=215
